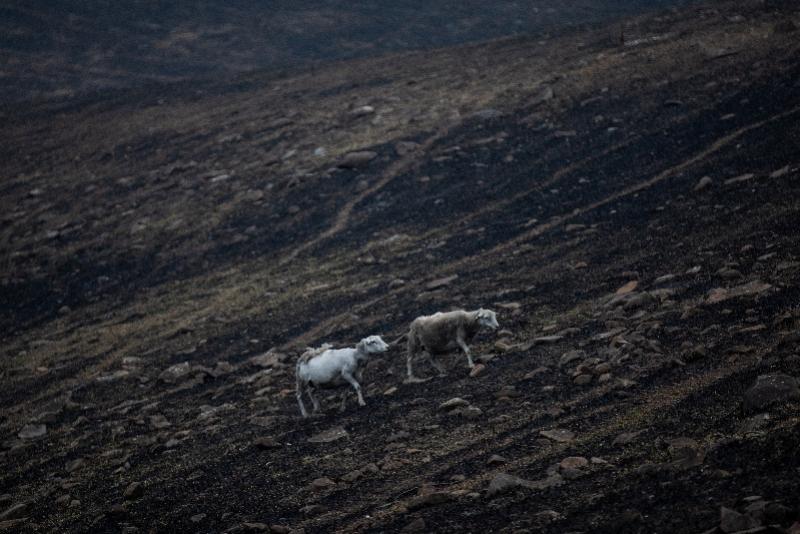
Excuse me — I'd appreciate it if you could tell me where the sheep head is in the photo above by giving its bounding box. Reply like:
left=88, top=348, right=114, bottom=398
left=357, top=335, right=390, bottom=357
left=476, top=308, right=500, bottom=330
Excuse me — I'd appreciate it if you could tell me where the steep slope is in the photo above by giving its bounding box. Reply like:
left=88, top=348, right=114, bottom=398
left=1, top=1, right=800, bottom=533
left=0, top=0, right=690, bottom=103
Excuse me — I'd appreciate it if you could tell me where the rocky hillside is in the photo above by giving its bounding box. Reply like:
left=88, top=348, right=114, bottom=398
left=0, top=0, right=689, bottom=103
left=1, top=0, right=800, bottom=532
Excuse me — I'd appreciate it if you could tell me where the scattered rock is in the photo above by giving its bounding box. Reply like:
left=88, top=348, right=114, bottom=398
left=559, top=457, right=589, bottom=470
left=254, top=437, right=281, bottom=450
left=190, top=513, right=206, bottom=523
left=123, top=482, right=144, bottom=501
left=308, top=427, right=349, bottom=444
left=338, top=151, right=378, bottom=169
left=743, top=373, right=800, bottom=413
left=158, top=362, right=192, bottom=383
left=470, top=363, right=486, bottom=377
left=426, top=275, right=458, bottom=290
left=739, top=413, right=771, bottom=433
left=18, top=424, right=46, bottom=440
left=407, top=491, right=452, bottom=511
left=724, top=173, right=755, bottom=185
left=616, top=280, right=638, bottom=295
left=706, top=281, right=773, bottom=304
left=539, top=429, right=575, bottom=443
left=149, top=415, right=171, bottom=429
left=613, top=430, right=644, bottom=446
left=439, top=398, right=470, bottom=411
left=719, top=506, right=759, bottom=533
left=694, top=176, right=713, bottom=191
left=65, top=458, right=85, bottom=473
left=487, top=454, right=507, bottom=466
left=667, top=437, right=705, bottom=469
left=309, top=477, right=336, bottom=492
left=560, top=350, right=585, bottom=367
left=486, top=473, right=527, bottom=498
left=573, top=374, right=592, bottom=386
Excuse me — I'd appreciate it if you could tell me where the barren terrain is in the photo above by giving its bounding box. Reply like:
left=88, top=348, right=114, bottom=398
left=1, top=1, right=800, bottom=533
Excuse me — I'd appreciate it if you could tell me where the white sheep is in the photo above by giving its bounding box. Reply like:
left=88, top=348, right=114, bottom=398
left=295, top=335, right=389, bottom=418
left=404, top=308, right=499, bottom=383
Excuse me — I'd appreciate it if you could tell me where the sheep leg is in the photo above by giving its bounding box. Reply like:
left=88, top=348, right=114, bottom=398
left=456, top=337, right=475, bottom=368
left=306, top=385, right=321, bottom=413
left=296, top=385, right=309, bottom=418
left=405, top=353, right=431, bottom=383
left=339, top=390, right=348, bottom=412
left=342, top=372, right=366, bottom=406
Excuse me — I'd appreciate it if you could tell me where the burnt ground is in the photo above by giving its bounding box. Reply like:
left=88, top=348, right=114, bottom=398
left=2, top=1, right=800, bottom=532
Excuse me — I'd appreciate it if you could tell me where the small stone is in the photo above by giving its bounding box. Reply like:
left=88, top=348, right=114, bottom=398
left=613, top=430, right=644, bottom=446
left=108, top=503, right=127, bottom=518
left=594, top=362, right=612, bottom=375
left=560, top=350, right=585, bottom=367
left=469, top=363, right=486, bottom=377
left=190, top=513, right=206, bottom=523
left=65, top=458, right=85, bottom=473
left=486, top=473, right=526, bottom=498
left=724, top=173, right=755, bottom=185
left=338, top=151, right=378, bottom=169
left=308, top=427, right=348, bottom=443
left=387, top=430, right=410, bottom=443
left=739, top=413, right=771, bottom=433
left=340, top=470, right=363, bottom=483
left=426, top=275, right=458, bottom=290
left=743, top=373, right=800, bottom=413
left=720, top=506, right=759, bottom=533
left=309, top=477, right=336, bottom=492
left=559, top=457, right=589, bottom=470
left=149, top=415, right=171, bottom=429
left=18, top=424, right=46, bottom=440
left=616, top=280, right=638, bottom=295
left=439, top=398, right=470, bottom=410
left=123, top=482, right=144, bottom=500
left=770, top=165, right=791, bottom=178
left=573, top=374, right=592, bottom=386
left=487, top=454, right=507, bottom=466
left=406, top=491, right=452, bottom=511
left=694, top=176, right=713, bottom=191
left=299, top=504, right=325, bottom=516
left=254, top=437, right=280, bottom=449
left=539, top=429, right=575, bottom=443
left=459, top=406, right=483, bottom=419
left=523, top=367, right=549, bottom=380
left=598, top=373, right=613, bottom=384
left=158, top=361, right=192, bottom=383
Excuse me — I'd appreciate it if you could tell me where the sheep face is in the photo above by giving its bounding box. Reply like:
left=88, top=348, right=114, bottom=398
left=358, top=335, right=390, bottom=355
left=476, top=309, right=500, bottom=330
